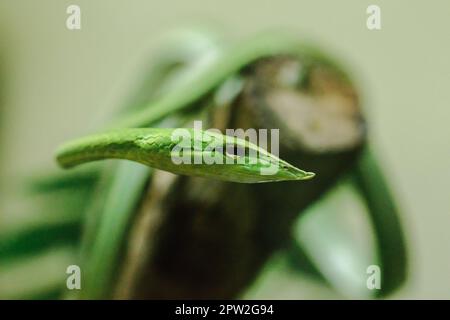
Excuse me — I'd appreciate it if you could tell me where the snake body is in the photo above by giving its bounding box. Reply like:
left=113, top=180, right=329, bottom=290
left=56, top=128, right=314, bottom=183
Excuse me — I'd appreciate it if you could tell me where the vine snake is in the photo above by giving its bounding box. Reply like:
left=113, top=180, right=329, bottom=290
left=0, top=30, right=407, bottom=299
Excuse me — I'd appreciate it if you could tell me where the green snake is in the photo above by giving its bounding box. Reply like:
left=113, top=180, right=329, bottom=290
left=0, top=30, right=407, bottom=299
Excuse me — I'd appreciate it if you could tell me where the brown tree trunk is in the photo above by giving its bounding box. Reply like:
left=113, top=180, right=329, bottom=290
left=115, top=56, right=365, bottom=299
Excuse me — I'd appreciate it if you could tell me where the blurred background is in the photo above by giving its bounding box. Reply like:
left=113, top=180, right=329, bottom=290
left=0, top=0, right=449, bottom=299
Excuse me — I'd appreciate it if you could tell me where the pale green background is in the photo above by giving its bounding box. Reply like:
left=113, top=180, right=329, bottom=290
left=0, top=0, right=449, bottom=299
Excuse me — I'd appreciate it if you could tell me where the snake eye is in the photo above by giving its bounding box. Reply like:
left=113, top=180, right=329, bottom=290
left=224, top=143, right=244, bottom=159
